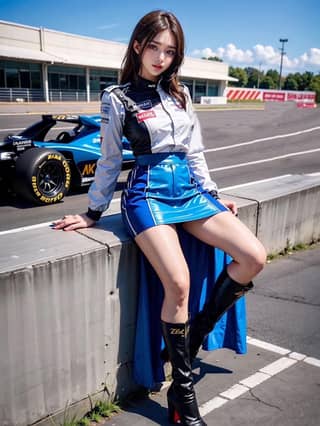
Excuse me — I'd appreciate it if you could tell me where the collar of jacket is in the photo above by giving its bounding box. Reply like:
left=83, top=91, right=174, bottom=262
left=133, top=75, right=163, bottom=91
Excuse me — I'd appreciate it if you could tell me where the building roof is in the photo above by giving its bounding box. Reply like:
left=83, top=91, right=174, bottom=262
left=0, top=20, right=237, bottom=82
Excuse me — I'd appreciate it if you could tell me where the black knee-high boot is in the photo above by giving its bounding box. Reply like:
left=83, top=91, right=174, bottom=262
left=161, top=321, right=207, bottom=426
left=189, top=269, right=253, bottom=362
left=161, top=270, right=253, bottom=364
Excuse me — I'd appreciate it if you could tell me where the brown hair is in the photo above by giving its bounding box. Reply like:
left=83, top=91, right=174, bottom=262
left=120, top=10, right=186, bottom=109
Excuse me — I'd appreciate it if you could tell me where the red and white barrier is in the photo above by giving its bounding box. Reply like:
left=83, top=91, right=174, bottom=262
left=225, top=87, right=316, bottom=108
left=227, top=88, right=262, bottom=101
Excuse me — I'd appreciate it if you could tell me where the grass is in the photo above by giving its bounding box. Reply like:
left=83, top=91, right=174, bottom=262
left=267, top=239, right=319, bottom=263
left=50, top=398, right=122, bottom=426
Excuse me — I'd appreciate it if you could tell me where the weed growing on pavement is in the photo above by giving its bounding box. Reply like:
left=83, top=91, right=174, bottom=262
left=77, top=419, right=91, bottom=426
left=49, top=401, right=79, bottom=426
left=267, top=239, right=319, bottom=263
left=49, top=397, right=122, bottom=426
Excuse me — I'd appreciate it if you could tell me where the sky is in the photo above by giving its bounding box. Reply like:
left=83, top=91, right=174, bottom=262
left=1, top=0, right=319, bottom=74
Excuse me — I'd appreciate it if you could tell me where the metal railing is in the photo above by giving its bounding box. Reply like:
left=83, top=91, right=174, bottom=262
left=0, top=88, right=45, bottom=102
left=90, top=91, right=102, bottom=102
left=48, top=89, right=87, bottom=102
left=0, top=88, right=103, bottom=102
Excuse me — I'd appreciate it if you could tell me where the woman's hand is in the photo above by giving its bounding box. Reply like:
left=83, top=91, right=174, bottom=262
left=52, top=213, right=96, bottom=231
left=219, top=198, right=238, bottom=216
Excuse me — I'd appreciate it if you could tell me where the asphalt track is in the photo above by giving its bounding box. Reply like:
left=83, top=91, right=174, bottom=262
left=0, top=102, right=319, bottom=232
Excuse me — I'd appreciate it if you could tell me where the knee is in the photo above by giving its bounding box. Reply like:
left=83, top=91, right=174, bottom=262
left=245, top=244, right=267, bottom=277
left=165, top=273, right=190, bottom=307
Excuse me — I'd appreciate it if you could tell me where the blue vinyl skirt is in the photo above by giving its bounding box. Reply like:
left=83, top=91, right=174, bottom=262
left=121, top=152, right=227, bottom=238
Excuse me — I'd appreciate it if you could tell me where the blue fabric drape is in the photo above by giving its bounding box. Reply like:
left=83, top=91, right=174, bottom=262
left=133, top=226, right=247, bottom=388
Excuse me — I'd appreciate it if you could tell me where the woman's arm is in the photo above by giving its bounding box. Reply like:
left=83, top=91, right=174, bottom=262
left=86, top=89, right=125, bottom=220
left=53, top=88, right=125, bottom=230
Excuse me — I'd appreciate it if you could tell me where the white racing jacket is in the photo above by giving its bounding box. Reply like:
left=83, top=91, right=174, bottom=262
left=87, top=77, right=218, bottom=219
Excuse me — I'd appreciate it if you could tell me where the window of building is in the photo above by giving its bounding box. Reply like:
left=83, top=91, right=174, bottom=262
left=79, top=76, right=86, bottom=90
left=195, top=80, right=206, bottom=102
left=90, top=69, right=118, bottom=91
left=6, top=68, right=19, bottom=88
left=0, top=68, right=4, bottom=87
left=59, top=75, right=67, bottom=90
left=208, top=81, right=219, bottom=96
left=49, top=73, right=59, bottom=89
left=68, top=74, right=78, bottom=90
left=48, top=65, right=85, bottom=91
left=31, top=71, right=41, bottom=89
left=20, top=70, right=31, bottom=87
left=0, top=61, right=42, bottom=89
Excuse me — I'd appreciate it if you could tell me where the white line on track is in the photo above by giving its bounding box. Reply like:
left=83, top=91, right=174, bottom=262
left=0, top=127, right=25, bottom=132
left=0, top=197, right=121, bottom=236
left=200, top=397, right=228, bottom=416
left=246, top=336, right=291, bottom=355
left=198, top=336, right=320, bottom=419
left=0, top=125, right=75, bottom=133
left=205, top=126, right=320, bottom=153
left=221, top=174, right=291, bottom=191
left=209, top=148, right=320, bottom=172
left=0, top=221, right=54, bottom=236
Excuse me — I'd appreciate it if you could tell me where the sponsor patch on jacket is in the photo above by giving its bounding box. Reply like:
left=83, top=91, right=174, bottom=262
left=136, top=110, right=156, bottom=123
left=101, top=102, right=110, bottom=115
left=137, top=100, right=153, bottom=110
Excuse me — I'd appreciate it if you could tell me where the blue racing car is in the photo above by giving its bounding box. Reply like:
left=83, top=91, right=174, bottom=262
left=0, top=114, right=134, bottom=205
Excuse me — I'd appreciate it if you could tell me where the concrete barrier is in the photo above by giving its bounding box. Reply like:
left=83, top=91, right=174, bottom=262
left=0, top=174, right=319, bottom=426
left=223, top=174, right=320, bottom=254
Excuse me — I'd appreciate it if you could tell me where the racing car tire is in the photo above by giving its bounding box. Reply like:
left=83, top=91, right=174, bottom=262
left=15, top=148, right=71, bottom=205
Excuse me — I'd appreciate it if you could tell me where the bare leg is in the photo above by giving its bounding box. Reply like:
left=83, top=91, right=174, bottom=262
left=135, top=224, right=190, bottom=323
left=183, top=211, right=266, bottom=284
left=135, top=225, right=206, bottom=424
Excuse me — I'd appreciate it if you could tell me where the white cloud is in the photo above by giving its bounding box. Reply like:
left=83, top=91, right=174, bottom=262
left=253, top=44, right=280, bottom=65
left=299, top=48, right=320, bottom=66
left=195, top=44, right=253, bottom=63
left=221, top=43, right=254, bottom=63
left=191, top=44, right=320, bottom=71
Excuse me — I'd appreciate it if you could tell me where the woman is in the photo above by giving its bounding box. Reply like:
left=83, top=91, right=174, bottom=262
left=54, top=10, right=266, bottom=426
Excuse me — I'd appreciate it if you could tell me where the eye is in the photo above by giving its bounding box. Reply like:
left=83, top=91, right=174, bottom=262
left=167, top=49, right=176, bottom=57
left=147, top=43, right=158, bottom=51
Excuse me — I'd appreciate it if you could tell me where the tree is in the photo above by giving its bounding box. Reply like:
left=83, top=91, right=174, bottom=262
left=283, top=74, right=299, bottom=90
left=283, top=73, right=298, bottom=90
left=309, top=74, right=320, bottom=103
left=265, top=69, right=279, bottom=88
left=245, top=67, right=264, bottom=88
left=300, top=71, right=314, bottom=90
left=282, top=72, right=314, bottom=91
left=228, top=66, right=248, bottom=87
left=259, top=76, right=277, bottom=89
left=202, top=56, right=223, bottom=62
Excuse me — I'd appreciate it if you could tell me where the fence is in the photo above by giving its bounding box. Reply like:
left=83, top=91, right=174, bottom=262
left=0, top=88, right=45, bottom=102
left=0, top=88, right=102, bottom=103
left=225, top=87, right=316, bottom=108
left=48, top=89, right=86, bottom=102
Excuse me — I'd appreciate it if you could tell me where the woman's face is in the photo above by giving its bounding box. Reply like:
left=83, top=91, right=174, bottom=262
left=134, top=29, right=177, bottom=82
